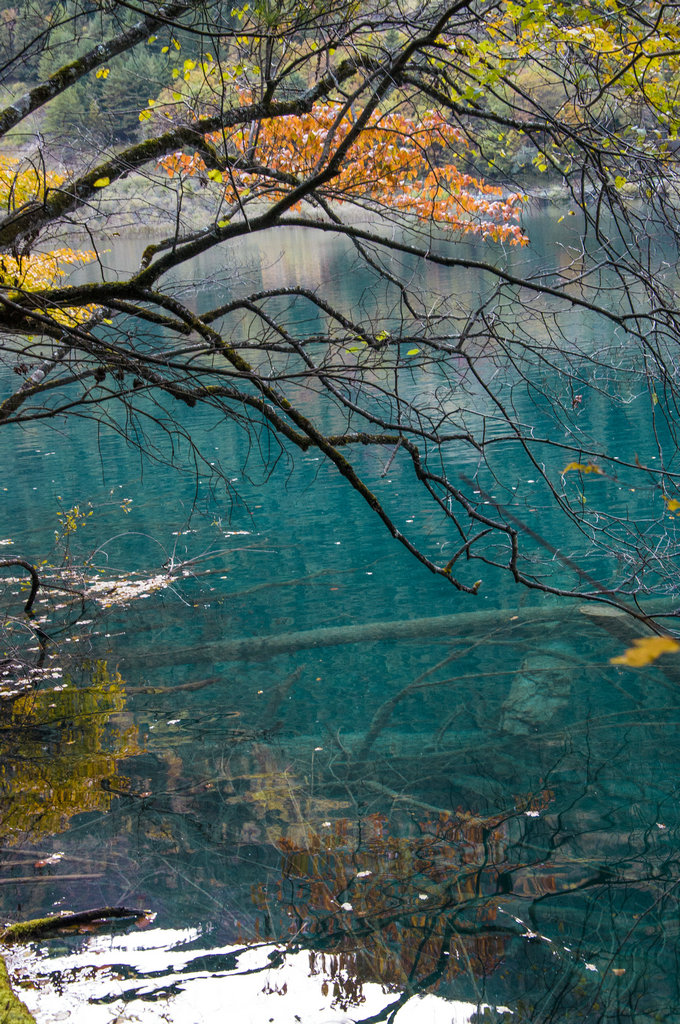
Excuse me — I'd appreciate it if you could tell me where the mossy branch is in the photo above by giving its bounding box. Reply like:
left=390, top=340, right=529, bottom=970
left=0, top=958, right=35, bottom=1024
left=0, top=907, right=150, bottom=943
left=0, top=58, right=372, bottom=249
left=0, top=1, right=194, bottom=140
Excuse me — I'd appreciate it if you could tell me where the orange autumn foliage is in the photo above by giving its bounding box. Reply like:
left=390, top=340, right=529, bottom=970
left=159, top=103, right=527, bottom=245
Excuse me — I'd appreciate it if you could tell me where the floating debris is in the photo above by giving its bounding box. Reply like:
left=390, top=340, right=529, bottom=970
left=85, top=573, right=172, bottom=607
left=33, top=852, right=64, bottom=868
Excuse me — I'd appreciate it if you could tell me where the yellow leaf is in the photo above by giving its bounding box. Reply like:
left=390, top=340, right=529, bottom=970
left=562, top=462, right=603, bottom=475
left=611, top=635, right=680, bottom=667
left=93, top=177, right=110, bottom=188
left=95, top=67, right=110, bottom=79
left=663, top=495, right=680, bottom=512
left=207, top=169, right=223, bottom=182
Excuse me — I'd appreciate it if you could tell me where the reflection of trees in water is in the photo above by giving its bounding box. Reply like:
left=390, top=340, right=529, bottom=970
left=71, top=717, right=677, bottom=1021
left=0, top=660, right=141, bottom=844
left=254, top=800, right=543, bottom=1011
left=1, top=624, right=680, bottom=1021
left=251, top=784, right=680, bottom=1021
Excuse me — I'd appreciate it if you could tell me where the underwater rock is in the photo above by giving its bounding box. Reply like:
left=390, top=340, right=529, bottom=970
left=499, top=650, right=572, bottom=735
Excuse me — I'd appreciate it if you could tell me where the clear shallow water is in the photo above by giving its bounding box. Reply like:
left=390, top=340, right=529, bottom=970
left=1, top=214, right=680, bottom=1022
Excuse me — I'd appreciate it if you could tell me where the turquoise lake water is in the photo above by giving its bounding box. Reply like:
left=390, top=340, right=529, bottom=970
left=1, top=210, right=680, bottom=1022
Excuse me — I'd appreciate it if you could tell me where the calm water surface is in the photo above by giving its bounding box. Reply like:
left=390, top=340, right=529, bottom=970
left=1, top=212, right=679, bottom=1023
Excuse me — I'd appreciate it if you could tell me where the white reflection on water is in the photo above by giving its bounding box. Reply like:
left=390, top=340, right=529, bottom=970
left=6, top=927, right=510, bottom=1024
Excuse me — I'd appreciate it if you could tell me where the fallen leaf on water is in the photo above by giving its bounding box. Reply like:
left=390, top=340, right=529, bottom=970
left=610, top=635, right=680, bottom=667
left=34, top=852, right=64, bottom=868
left=135, top=911, right=157, bottom=929
left=562, top=462, right=603, bottom=475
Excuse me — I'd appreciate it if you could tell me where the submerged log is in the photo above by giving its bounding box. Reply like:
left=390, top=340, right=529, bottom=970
left=129, top=604, right=576, bottom=665
left=128, top=598, right=675, bottom=666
